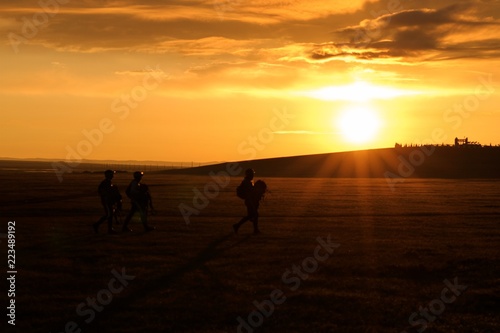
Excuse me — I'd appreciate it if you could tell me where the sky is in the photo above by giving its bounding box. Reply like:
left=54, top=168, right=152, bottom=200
left=1, top=0, right=500, bottom=163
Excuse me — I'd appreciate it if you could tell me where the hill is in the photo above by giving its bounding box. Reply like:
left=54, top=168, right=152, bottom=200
left=163, top=146, right=500, bottom=178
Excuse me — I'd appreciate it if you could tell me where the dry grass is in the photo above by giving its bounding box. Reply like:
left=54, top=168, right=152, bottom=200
left=1, top=171, right=499, bottom=333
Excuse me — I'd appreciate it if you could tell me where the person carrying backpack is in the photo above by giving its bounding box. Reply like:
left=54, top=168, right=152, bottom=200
left=233, top=168, right=267, bottom=234
left=122, top=171, right=155, bottom=232
left=93, top=169, right=122, bottom=234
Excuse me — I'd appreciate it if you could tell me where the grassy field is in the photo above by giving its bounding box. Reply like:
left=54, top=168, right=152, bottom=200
left=1, top=171, right=499, bottom=333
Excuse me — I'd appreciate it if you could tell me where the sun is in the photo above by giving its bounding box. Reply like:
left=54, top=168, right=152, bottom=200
left=336, top=106, right=382, bottom=144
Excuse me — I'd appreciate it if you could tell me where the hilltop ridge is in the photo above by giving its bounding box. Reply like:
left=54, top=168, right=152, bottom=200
left=163, top=145, right=500, bottom=179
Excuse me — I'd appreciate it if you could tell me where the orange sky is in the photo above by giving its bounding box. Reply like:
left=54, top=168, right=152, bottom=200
left=1, top=0, right=499, bottom=163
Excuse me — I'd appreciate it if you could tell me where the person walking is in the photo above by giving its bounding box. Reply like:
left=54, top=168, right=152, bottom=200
left=233, top=168, right=267, bottom=234
left=93, top=169, right=122, bottom=234
left=139, top=183, right=156, bottom=216
left=122, top=171, right=155, bottom=232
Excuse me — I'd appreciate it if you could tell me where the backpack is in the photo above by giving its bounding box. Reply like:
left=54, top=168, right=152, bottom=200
left=253, top=180, right=268, bottom=200
left=236, top=182, right=247, bottom=199
left=110, top=185, right=122, bottom=203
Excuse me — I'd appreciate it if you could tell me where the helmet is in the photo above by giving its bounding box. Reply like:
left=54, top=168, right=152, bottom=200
left=133, top=171, right=144, bottom=180
left=104, top=169, right=115, bottom=178
left=245, top=168, right=255, bottom=177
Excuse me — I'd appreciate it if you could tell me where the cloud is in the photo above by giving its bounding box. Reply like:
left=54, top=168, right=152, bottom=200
left=311, top=2, right=500, bottom=63
left=2, top=0, right=498, bottom=98
left=0, top=0, right=375, bottom=52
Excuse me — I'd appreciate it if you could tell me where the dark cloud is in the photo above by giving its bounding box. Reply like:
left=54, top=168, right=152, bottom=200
left=314, top=2, right=500, bottom=62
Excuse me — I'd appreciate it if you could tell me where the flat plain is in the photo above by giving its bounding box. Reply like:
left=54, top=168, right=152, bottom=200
left=1, top=170, right=499, bottom=333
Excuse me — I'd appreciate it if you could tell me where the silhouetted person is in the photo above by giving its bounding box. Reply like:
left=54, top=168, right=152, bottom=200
left=140, top=183, right=156, bottom=215
left=122, top=171, right=155, bottom=232
left=233, top=169, right=267, bottom=234
left=93, top=169, right=122, bottom=234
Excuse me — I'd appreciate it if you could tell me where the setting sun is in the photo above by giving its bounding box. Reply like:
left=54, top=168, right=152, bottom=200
left=336, top=106, right=382, bottom=144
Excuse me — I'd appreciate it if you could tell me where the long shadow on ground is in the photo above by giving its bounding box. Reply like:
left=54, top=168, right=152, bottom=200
left=45, top=232, right=251, bottom=332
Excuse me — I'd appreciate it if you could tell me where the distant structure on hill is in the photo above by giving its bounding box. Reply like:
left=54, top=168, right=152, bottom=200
left=454, top=137, right=481, bottom=147
left=395, top=137, right=491, bottom=149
